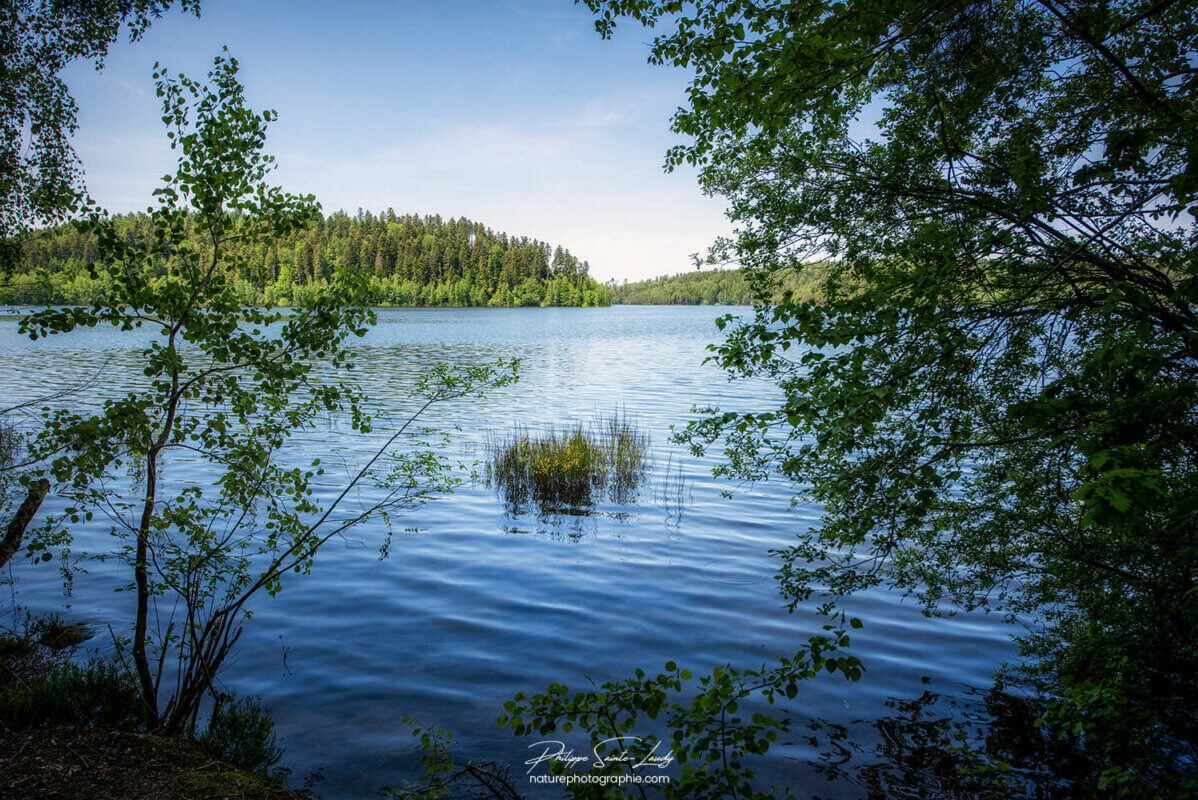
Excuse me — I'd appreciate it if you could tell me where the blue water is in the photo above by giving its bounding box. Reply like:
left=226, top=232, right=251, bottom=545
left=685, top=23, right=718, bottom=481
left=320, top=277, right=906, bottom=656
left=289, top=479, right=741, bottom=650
left=0, top=306, right=1016, bottom=798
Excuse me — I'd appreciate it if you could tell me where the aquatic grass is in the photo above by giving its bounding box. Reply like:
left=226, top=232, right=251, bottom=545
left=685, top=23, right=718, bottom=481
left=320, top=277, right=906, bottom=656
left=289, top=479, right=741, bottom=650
left=487, top=412, right=649, bottom=511
left=600, top=411, right=650, bottom=503
left=658, top=453, right=693, bottom=532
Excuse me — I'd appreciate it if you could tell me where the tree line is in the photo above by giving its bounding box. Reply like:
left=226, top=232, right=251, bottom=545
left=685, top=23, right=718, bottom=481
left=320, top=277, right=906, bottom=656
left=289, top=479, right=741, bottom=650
left=5, top=210, right=612, bottom=307
left=609, top=265, right=831, bottom=305
left=610, top=268, right=754, bottom=304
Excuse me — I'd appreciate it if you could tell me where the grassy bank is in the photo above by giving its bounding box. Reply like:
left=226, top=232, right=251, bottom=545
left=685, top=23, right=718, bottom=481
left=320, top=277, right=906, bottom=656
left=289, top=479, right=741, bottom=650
left=0, top=620, right=307, bottom=800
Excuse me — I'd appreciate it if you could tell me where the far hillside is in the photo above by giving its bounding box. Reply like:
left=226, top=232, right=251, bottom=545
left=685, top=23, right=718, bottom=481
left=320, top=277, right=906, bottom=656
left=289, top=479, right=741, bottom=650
left=4, top=210, right=611, bottom=308
left=609, top=265, right=828, bottom=305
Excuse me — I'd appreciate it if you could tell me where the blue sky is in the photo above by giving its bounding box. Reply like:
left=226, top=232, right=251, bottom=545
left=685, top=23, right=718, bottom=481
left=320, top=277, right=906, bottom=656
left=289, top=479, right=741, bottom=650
left=62, top=0, right=732, bottom=282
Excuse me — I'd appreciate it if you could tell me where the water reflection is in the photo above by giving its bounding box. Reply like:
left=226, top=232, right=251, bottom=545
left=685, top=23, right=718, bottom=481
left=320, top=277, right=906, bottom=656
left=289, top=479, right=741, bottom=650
left=803, top=684, right=1100, bottom=800
left=657, top=454, right=694, bottom=534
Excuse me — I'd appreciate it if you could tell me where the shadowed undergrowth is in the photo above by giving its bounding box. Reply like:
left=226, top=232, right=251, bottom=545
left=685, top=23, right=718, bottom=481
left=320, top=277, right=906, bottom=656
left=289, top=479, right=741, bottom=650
left=0, top=618, right=300, bottom=794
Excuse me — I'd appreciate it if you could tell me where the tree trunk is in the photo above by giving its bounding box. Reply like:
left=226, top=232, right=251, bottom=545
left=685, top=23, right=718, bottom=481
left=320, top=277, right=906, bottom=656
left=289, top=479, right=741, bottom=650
left=134, top=462, right=161, bottom=730
left=0, top=478, right=49, bottom=569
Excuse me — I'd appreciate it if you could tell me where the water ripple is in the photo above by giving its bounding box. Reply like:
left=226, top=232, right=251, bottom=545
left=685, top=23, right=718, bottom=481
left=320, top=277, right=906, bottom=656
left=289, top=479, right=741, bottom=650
left=0, top=306, right=1017, bottom=799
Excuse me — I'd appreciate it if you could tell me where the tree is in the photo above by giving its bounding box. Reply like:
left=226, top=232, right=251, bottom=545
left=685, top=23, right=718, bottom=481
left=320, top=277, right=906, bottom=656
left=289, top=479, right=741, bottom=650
left=293, top=239, right=312, bottom=284
left=0, top=0, right=202, bottom=269
left=17, top=52, right=516, bottom=734
left=571, top=0, right=1196, bottom=795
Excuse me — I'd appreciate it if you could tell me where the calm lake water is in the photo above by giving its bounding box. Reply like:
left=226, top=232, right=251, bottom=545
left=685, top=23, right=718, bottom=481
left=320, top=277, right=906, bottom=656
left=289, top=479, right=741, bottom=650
left=0, top=306, right=1016, bottom=799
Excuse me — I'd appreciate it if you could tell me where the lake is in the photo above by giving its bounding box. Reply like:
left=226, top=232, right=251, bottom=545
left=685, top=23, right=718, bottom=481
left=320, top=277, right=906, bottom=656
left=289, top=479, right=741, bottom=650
left=0, top=305, right=1017, bottom=799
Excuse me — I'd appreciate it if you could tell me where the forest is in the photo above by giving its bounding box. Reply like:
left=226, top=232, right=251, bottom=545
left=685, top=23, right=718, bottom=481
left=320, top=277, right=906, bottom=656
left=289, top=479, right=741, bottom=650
left=609, top=265, right=831, bottom=305
left=610, top=268, right=754, bottom=304
left=4, top=210, right=612, bottom=307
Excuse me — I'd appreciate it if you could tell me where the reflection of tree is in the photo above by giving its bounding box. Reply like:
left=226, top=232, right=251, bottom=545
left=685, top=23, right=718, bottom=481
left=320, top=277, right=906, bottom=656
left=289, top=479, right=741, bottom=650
left=803, top=685, right=1133, bottom=800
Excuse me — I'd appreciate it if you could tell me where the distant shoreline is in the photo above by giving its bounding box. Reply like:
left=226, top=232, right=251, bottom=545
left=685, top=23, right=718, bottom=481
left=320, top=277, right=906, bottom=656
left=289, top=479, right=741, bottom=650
left=0, top=303, right=752, bottom=312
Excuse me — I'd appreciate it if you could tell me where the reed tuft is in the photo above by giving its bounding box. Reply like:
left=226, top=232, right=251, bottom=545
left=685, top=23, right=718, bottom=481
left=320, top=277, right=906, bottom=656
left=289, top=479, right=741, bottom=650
left=486, top=412, right=649, bottom=511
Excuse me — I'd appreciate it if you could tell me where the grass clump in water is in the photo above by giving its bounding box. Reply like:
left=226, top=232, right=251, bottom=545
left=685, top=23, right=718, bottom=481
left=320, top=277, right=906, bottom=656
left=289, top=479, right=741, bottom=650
left=487, top=412, right=649, bottom=511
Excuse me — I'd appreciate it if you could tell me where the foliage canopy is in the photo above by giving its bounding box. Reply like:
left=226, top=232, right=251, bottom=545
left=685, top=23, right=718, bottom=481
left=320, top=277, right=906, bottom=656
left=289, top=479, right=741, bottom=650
left=568, top=0, right=1198, bottom=794
left=0, top=0, right=201, bottom=269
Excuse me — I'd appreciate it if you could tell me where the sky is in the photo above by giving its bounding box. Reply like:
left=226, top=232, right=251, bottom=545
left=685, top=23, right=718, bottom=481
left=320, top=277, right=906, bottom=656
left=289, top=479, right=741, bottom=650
left=61, top=0, right=733, bottom=283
